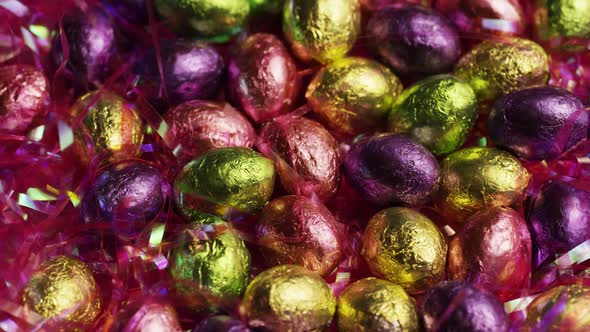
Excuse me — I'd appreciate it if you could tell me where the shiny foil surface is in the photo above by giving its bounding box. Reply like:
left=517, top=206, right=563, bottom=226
left=228, top=33, right=298, bottom=123
left=306, top=57, right=403, bottom=135
left=337, top=277, right=419, bottom=332
left=0, top=65, right=49, bottom=133
left=283, top=0, right=361, bottom=63
left=535, top=0, right=590, bottom=39
left=454, top=38, right=550, bottom=101
left=436, top=147, right=531, bottom=220
left=255, top=195, right=342, bottom=276
left=22, top=256, right=101, bottom=325
left=524, top=285, right=590, bottom=332
left=194, top=315, right=250, bottom=332
left=120, top=300, right=182, bottom=332
left=174, top=147, right=275, bottom=218
left=241, top=265, right=336, bottom=332
left=163, top=100, right=255, bottom=160
left=361, top=207, right=447, bottom=294
left=448, top=207, right=532, bottom=301
left=388, top=75, right=478, bottom=156
left=259, top=117, right=340, bottom=200
left=101, top=0, right=148, bottom=25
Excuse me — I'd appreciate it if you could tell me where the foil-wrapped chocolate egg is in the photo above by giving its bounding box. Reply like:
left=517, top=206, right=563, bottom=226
left=255, top=195, right=342, bottom=276
left=71, top=91, right=144, bottom=159
left=81, top=161, right=168, bottom=238
left=454, top=38, right=549, bottom=101
left=283, top=0, right=361, bottom=63
left=249, top=0, right=283, bottom=13
left=228, top=33, right=298, bottom=123
left=0, top=65, right=49, bottom=133
left=306, top=57, right=403, bottom=135
left=535, top=0, right=590, bottom=40
left=154, top=0, right=251, bottom=42
left=488, top=86, right=588, bottom=161
left=362, top=0, right=430, bottom=10
left=117, top=299, right=182, bottom=332
left=388, top=75, right=478, bottom=156
left=524, top=285, right=590, bottom=332
left=194, top=315, right=250, bottom=332
left=242, top=265, right=336, bottom=331
left=422, top=281, right=509, bottom=332
left=448, top=207, right=532, bottom=301
left=367, top=6, right=461, bottom=76
left=337, top=277, right=419, bottom=332
left=163, top=100, right=255, bottom=160
left=436, top=147, right=531, bottom=220
left=344, top=134, right=439, bottom=207
left=528, top=180, right=590, bottom=265
left=259, top=117, right=340, bottom=200
left=362, top=207, right=447, bottom=294
left=22, top=256, right=101, bottom=325
left=174, top=147, right=275, bottom=218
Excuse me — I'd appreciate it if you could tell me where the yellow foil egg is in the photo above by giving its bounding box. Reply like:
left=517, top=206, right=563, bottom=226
left=283, top=0, right=361, bottom=63
left=337, top=277, right=419, bottom=332
left=524, top=285, right=590, bottom=331
left=535, top=0, right=590, bottom=39
left=22, top=256, right=101, bottom=325
left=436, top=147, right=531, bottom=221
left=242, top=265, right=336, bottom=331
left=361, top=207, right=447, bottom=294
left=454, top=38, right=549, bottom=101
left=306, top=57, right=403, bottom=135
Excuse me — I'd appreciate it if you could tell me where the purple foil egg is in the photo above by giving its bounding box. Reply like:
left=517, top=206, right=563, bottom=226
left=489, top=86, right=588, bottom=161
left=228, top=33, right=298, bottom=123
left=101, top=0, right=148, bottom=25
left=344, top=134, right=440, bottom=206
left=422, top=281, right=509, bottom=332
left=528, top=180, right=590, bottom=266
left=367, top=5, right=461, bottom=76
left=117, top=298, right=182, bottom=332
left=81, top=161, right=169, bottom=238
left=194, top=315, right=250, bottom=332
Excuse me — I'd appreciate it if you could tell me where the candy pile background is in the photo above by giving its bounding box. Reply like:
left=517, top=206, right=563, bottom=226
left=1, top=0, right=590, bottom=331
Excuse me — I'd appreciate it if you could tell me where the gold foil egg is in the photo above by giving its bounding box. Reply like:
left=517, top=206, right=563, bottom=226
left=436, top=147, right=531, bottom=221
left=524, top=285, right=590, bottom=331
left=454, top=38, right=549, bottom=101
left=283, top=0, right=361, bottom=63
left=535, top=0, right=590, bottom=39
left=71, top=91, right=144, bottom=159
left=307, top=57, right=403, bottom=135
left=242, top=265, right=336, bottom=331
left=337, top=277, right=419, bottom=332
left=361, top=207, right=447, bottom=294
left=22, top=256, right=101, bottom=325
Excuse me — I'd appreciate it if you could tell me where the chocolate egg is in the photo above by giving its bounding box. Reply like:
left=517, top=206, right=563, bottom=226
left=259, top=117, right=340, bottom=200
left=367, top=6, right=461, bottom=76
left=249, top=0, right=283, bottom=13
left=362, top=0, right=430, bottom=10
left=436, top=147, right=531, bottom=220
left=174, top=147, right=275, bottom=218
left=454, top=38, right=550, bottom=101
left=283, top=0, right=361, bottom=63
left=71, top=91, right=144, bottom=159
left=524, top=285, right=590, bottom=332
left=306, top=57, right=403, bottom=135
left=22, top=256, right=101, bottom=325
left=242, top=265, right=336, bottom=331
left=255, top=195, right=342, bottom=276
left=163, top=100, right=255, bottom=160
left=195, top=315, right=250, bottom=332
left=535, top=0, right=590, bottom=39
left=337, top=277, right=419, bottom=332
left=362, top=207, right=447, bottom=294
left=344, top=134, right=439, bottom=207
left=228, top=33, right=298, bottom=123
left=0, top=65, right=49, bottom=133
left=528, top=180, right=590, bottom=265
left=488, top=86, right=588, bottom=161
left=118, top=299, right=182, bottom=332
left=448, top=207, right=532, bottom=301
left=422, top=281, right=509, bottom=332
left=388, top=75, right=478, bottom=155
left=81, top=161, right=168, bottom=238
left=154, top=0, right=251, bottom=42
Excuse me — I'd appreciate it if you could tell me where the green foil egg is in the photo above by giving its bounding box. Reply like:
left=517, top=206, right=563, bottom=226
left=174, top=147, right=275, bottom=218
left=388, top=75, right=477, bottom=156
left=454, top=38, right=549, bottom=101
left=155, top=0, right=251, bottom=42
left=306, top=57, right=403, bottom=135
left=536, top=0, right=590, bottom=39
left=283, top=0, right=361, bottom=63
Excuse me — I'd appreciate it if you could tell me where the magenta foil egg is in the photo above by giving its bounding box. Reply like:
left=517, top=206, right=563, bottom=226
left=118, top=299, right=182, bottom=332
left=228, top=33, right=298, bottom=123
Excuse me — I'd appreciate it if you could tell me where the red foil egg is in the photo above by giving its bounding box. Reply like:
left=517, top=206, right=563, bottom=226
left=448, top=206, right=532, bottom=301
left=228, top=33, right=298, bottom=123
